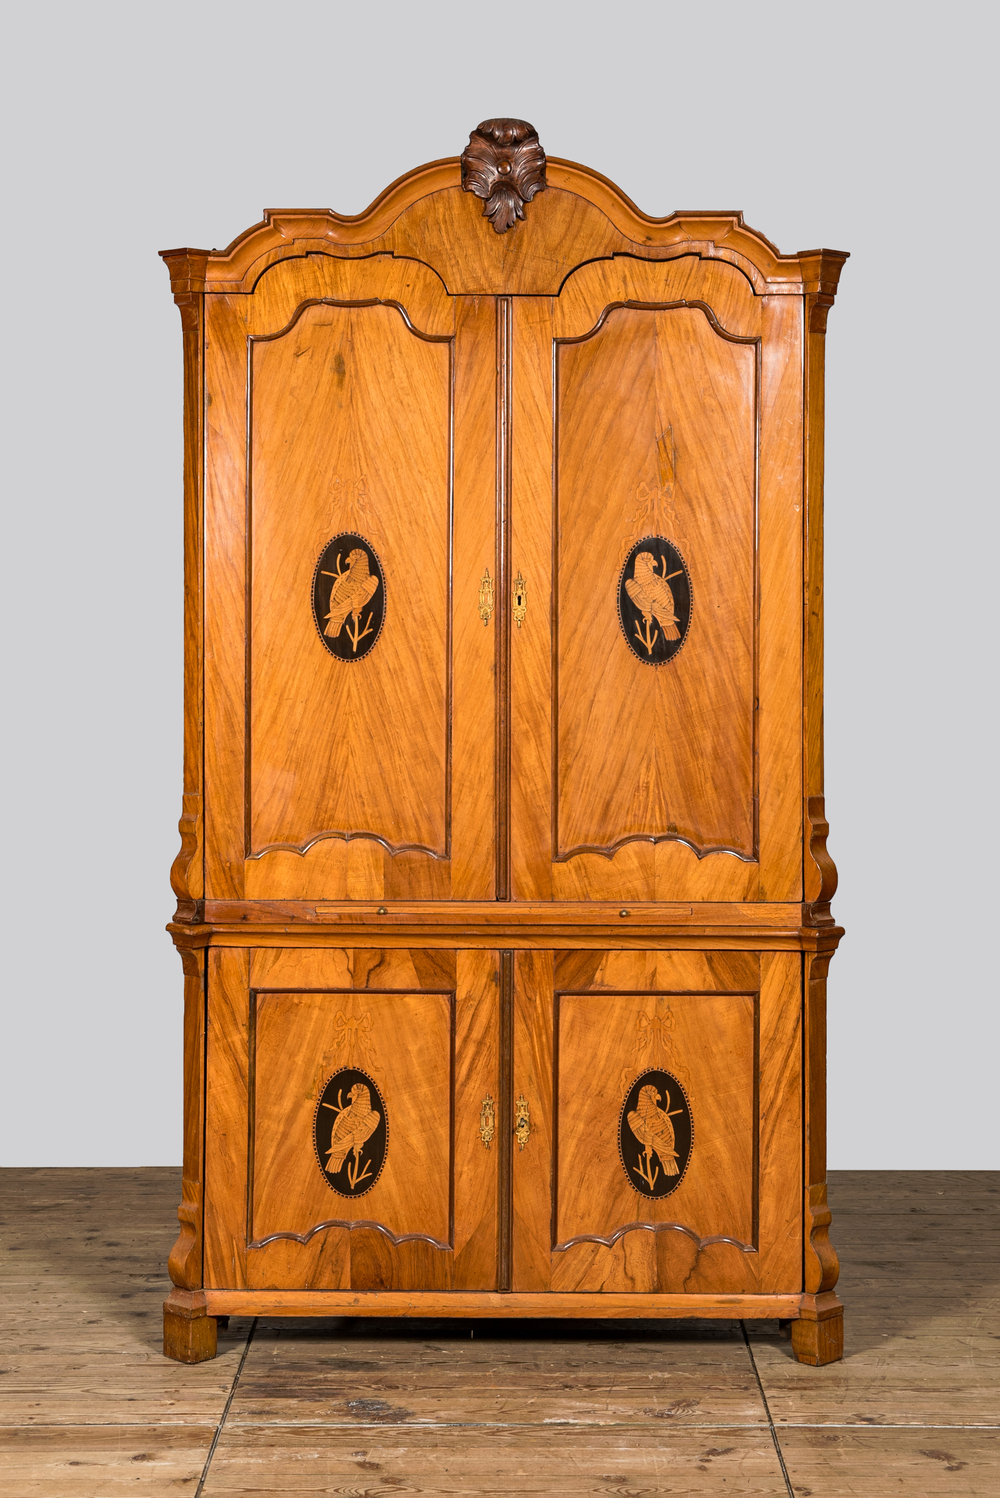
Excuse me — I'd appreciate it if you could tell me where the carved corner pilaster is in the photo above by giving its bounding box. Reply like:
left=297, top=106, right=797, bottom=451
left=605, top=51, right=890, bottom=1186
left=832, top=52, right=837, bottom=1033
left=170, top=792, right=204, bottom=924
left=803, top=941, right=839, bottom=1299
left=173, top=292, right=201, bottom=331
left=161, top=251, right=206, bottom=927
left=804, top=794, right=838, bottom=922
left=461, top=118, right=546, bottom=233
left=808, top=294, right=836, bottom=333
left=159, top=247, right=210, bottom=296
left=168, top=1176, right=204, bottom=1290
left=797, top=249, right=850, bottom=333
left=174, top=943, right=206, bottom=979
left=804, top=1180, right=840, bottom=1295
left=168, top=944, right=206, bottom=1291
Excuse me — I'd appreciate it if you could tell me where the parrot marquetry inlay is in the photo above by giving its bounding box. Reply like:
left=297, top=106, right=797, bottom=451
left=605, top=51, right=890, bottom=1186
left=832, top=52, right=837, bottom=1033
left=619, top=1069, right=693, bottom=1197
left=311, top=532, right=385, bottom=661
left=313, top=1067, right=387, bottom=1196
left=618, top=536, right=692, bottom=664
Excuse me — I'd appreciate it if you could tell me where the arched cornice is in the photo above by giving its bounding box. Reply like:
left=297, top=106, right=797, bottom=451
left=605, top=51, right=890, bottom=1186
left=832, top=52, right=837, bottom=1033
left=160, top=157, right=462, bottom=294
left=547, top=158, right=848, bottom=295
left=161, top=154, right=847, bottom=302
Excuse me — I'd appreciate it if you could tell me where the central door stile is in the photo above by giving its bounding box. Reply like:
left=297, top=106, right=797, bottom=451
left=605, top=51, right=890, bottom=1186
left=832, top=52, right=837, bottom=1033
left=497, top=948, right=514, bottom=1289
left=495, top=297, right=513, bottom=899
left=511, top=948, right=555, bottom=1289
left=509, top=298, right=557, bottom=901
left=452, top=296, right=502, bottom=899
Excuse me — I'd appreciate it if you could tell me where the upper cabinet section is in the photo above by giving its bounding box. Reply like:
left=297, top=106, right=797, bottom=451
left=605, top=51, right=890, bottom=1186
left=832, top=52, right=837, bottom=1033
left=163, top=120, right=847, bottom=914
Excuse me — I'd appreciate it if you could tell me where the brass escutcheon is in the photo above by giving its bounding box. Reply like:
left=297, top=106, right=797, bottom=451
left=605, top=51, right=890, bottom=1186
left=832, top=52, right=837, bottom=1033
left=512, top=570, right=527, bottom=628
left=514, top=1094, right=531, bottom=1151
left=478, top=568, right=495, bottom=626
left=479, top=1094, right=496, bottom=1149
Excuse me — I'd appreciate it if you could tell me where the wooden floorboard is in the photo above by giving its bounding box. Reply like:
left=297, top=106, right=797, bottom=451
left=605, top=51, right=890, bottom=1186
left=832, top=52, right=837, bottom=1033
left=0, top=1422, right=218, bottom=1497
left=198, top=1426, right=791, bottom=1495
left=748, top=1174, right=1000, bottom=1433
left=777, top=1428, right=1000, bottom=1497
left=229, top=1317, right=768, bottom=1426
left=0, top=1168, right=996, bottom=1496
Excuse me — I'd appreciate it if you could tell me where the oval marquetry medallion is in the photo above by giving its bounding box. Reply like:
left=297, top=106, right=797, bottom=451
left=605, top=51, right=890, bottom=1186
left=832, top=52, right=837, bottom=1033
left=619, top=1069, right=693, bottom=1198
left=313, top=1068, right=387, bottom=1197
left=617, top=536, right=692, bottom=665
left=312, top=532, right=385, bottom=661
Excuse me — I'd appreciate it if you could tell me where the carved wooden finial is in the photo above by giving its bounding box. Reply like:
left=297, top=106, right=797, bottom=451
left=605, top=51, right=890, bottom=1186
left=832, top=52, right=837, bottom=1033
left=461, top=118, right=546, bottom=234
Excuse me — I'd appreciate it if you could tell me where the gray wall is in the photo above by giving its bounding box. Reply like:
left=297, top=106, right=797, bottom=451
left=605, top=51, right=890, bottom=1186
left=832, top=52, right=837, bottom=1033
left=3, top=1, right=994, bottom=1167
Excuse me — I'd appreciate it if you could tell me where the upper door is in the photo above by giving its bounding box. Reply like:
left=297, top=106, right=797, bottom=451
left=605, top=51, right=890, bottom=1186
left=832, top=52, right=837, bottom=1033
left=202, top=258, right=498, bottom=902
left=509, top=256, right=805, bottom=904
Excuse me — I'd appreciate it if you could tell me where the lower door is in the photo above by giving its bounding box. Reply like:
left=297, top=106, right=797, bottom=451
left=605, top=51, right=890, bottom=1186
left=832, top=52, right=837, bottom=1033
left=204, top=946, right=499, bottom=1291
left=512, top=949, right=802, bottom=1294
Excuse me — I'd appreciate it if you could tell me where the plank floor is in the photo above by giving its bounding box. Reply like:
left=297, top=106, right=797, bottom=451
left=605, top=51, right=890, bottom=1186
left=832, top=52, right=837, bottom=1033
left=0, top=1170, right=996, bottom=1496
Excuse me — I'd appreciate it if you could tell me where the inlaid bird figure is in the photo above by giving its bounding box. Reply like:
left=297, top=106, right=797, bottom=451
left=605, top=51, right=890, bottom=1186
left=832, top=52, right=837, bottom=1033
left=627, top=1083, right=681, bottom=1180
left=322, top=549, right=379, bottom=645
left=324, top=1082, right=381, bottom=1177
left=625, top=552, right=681, bottom=654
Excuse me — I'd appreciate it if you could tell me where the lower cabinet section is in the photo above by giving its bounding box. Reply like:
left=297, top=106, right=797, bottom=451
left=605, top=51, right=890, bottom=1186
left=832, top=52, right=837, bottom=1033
left=202, top=944, right=802, bottom=1300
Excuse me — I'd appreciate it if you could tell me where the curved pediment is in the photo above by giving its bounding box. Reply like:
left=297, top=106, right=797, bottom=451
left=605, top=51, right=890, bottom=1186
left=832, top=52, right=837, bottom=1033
left=162, top=130, right=847, bottom=302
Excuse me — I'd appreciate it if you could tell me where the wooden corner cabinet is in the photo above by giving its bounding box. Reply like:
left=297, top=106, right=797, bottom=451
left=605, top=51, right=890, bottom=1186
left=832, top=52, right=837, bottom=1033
left=160, top=121, right=847, bottom=1366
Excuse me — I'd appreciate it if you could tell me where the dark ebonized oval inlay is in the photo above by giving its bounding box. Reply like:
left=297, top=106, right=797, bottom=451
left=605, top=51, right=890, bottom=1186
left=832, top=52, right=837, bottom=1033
left=313, top=1068, right=387, bottom=1197
left=618, top=536, right=692, bottom=665
left=312, top=533, right=385, bottom=661
left=619, top=1070, right=693, bottom=1198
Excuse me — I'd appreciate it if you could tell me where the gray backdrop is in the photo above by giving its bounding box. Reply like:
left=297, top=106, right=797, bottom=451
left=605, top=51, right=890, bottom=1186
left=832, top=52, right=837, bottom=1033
left=3, top=1, right=995, bottom=1167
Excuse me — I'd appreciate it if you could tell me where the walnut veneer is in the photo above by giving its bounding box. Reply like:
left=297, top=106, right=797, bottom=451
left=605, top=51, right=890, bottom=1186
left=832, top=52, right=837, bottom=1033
left=161, top=120, right=847, bottom=1364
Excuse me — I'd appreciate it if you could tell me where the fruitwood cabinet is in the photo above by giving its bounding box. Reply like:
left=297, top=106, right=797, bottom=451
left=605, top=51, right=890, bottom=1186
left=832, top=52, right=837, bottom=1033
left=162, top=120, right=847, bottom=1365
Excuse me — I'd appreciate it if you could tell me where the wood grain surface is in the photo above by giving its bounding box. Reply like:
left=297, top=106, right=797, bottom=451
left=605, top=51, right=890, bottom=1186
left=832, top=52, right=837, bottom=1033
left=2, top=1170, right=996, bottom=1495
left=200, top=1426, right=793, bottom=1494
left=201, top=255, right=496, bottom=906
left=173, top=167, right=848, bottom=300
left=509, top=950, right=802, bottom=1296
left=553, top=299, right=757, bottom=862
left=163, top=145, right=852, bottom=1359
left=203, top=948, right=499, bottom=1295
left=250, top=989, right=453, bottom=1245
left=248, top=303, right=452, bottom=861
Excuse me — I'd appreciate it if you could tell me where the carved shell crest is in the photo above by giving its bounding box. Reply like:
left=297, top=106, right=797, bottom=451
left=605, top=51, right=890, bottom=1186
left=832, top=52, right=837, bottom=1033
left=461, top=118, right=546, bottom=234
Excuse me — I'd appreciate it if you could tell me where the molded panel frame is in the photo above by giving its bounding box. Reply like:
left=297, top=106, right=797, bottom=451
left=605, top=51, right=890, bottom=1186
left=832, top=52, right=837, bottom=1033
left=203, top=947, right=501, bottom=1293
left=511, top=949, right=802, bottom=1295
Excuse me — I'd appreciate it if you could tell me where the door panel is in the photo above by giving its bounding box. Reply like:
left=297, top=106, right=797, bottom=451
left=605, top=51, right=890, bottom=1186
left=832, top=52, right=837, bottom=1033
left=204, top=947, right=499, bottom=1291
left=553, top=304, right=756, bottom=861
left=204, top=255, right=496, bottom=901
left=555, top=988, right=756, bottom=1250
left=251, top=988, right=452, bottom=1248
left=512, top=949, right=802, bottom=1294
left=249, top=303, right=451, bottom=862
left=510, top=255, right=803, bottom=903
